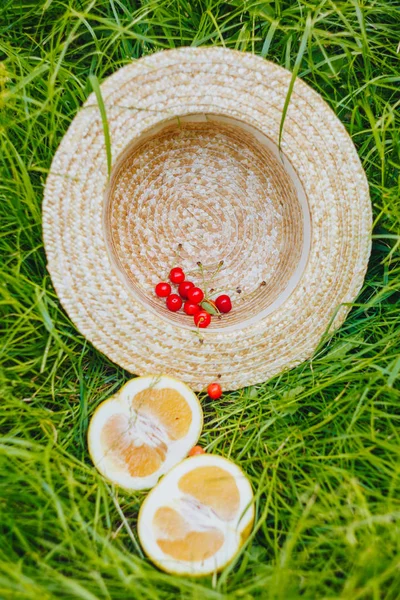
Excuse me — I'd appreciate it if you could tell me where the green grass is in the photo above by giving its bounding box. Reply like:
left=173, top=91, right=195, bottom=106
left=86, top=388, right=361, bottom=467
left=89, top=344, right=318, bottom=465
left=1, top=1, right=399, bottom=598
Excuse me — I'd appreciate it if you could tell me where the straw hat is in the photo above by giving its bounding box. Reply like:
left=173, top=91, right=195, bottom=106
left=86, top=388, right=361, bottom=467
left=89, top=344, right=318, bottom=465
left=43, top=47, right=371, bottom=391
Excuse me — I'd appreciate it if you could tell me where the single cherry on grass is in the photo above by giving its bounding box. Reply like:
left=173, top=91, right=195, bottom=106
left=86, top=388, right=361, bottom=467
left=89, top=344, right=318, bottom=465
left=215, top=294, right=232, bottom=313
left=169, top=267, right=185, bottom=284
left=194, top=310, right=211, bottom=328
left=166, top=294, right=183, bottom=312
left=187, top=287, right=204, bottom=304
left=207, top=382, right=222, bottom=399
left=188, top=445, right=205, bottom=457
left=155, top=282, right=171, bottom=298
left=184, top=301, right=201, bottom=316
left=178, top=280, right=194, bottom=299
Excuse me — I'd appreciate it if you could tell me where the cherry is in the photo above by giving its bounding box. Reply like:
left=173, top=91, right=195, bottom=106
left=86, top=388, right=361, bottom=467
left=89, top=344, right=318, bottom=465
left=155, top=282, right=171, bottom=298
left=169, top=267, right=185, bottom=284
left=188, top=445, right=205, bottom=456
left=187, top=287, right=204, bottom=304
left=184, top=301, right=201, bottom=316
left=207, top=382, right=222, bottom=399
left=166, top=294, right=183, bottom=312
left=194, top=310, right=211, bottom=328
left=215, top=294, right=232, bottom=313
left=178, top=280, right=194, bottom=299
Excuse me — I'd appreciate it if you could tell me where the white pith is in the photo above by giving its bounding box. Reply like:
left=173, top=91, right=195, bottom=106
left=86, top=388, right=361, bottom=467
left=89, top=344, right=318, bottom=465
left=138, top=454, right=254, bottom=575
left=87, top=375, right=203, bottom=490
left=124, top=411, right=170, bottom=449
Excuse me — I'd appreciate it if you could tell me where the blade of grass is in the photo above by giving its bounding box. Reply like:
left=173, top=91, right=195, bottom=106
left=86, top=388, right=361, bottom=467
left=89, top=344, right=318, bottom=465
left=88, top=73, right=112, bottom=177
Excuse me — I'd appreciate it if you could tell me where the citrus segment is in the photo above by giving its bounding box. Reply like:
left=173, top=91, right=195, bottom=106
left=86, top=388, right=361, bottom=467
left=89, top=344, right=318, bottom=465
left=178, top=466, right=240, bottom=521
left=132, top=388, right=192, bottom=440
left=154, top=507, right=188, bottom=538
left=154, top=507, right=224, bottom=561
left=101, top=413, right=166, bottom=477
left=138, top=454, right=254, bottom=575
left=88, top=376, right=203, bottom=490
left=157, top=530, right=225, bottom=562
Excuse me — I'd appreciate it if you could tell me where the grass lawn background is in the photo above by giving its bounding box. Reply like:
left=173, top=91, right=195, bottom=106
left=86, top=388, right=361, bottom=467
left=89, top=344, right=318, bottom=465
left=1, top=1, right=399, bottom=598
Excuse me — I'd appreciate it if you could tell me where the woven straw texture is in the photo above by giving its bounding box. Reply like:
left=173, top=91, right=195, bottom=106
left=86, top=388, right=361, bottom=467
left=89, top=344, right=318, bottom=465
left=43, top=47, right=372, bottom=391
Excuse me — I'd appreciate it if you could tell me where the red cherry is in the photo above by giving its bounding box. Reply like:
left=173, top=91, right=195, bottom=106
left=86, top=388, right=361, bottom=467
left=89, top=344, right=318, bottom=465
left=188, top=445, right=205, bottom=457
left=194, top=310, right=211, bottom=328
left=184, top=301, right=201, bottom=316
left=207, top=382, right=222, bottom=399
left=166, top=294, right=183, bottom=312
left=169, top=267, right=185, bottom=284
left=178, top=280, right=194, bottom=299
left=155, top=282, right=171, bottom=298
left=215, top=294, right=232, bottom=313
left=187, top=287, right=204, bottom=304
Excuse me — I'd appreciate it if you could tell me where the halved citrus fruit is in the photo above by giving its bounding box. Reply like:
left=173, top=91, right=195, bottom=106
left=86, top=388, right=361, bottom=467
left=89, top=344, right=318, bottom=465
left=88, top=375, right=203, bottom=490
left=138, top=454, right=254, bottom=575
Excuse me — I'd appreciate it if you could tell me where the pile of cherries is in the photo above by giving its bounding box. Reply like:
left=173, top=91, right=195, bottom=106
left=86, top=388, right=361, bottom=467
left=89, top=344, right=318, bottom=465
left=155, top=267, right=232, bottom=328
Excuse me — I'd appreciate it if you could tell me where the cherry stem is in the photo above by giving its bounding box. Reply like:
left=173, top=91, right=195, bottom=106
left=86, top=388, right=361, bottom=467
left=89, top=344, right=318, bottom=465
left=208, top=260, right=224, bottom=290
left=162, top=244, right=183, bottom=280
left=192, top=327, right=205, bottom=343
left=194, top=260, right=225, bottom=301
left=197, top=261, right=207, bottom=298
left=207, top=286, right=237, bottom=298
